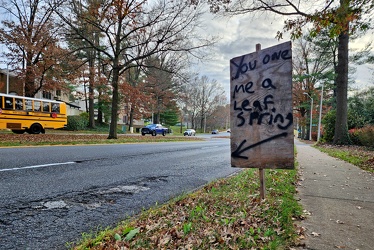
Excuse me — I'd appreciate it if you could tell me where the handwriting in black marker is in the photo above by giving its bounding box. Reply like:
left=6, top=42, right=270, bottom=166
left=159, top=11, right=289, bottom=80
left=231, top=132, right=288, bottom=159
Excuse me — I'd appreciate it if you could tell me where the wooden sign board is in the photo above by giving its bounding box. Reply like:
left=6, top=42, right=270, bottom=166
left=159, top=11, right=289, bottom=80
left=230, top=42, right=294, bottom=169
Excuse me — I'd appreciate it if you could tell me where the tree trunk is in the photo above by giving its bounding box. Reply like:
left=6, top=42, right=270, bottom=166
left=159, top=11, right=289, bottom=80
left=200, top=113, right=204, bottom=131
left=97, top=90, right=103, bottom=124
left=333, top=31, right=350, bottom=145
left=108, top=64, right=120, bottom=139
left=24, top=53, right=35, bottom=97
left=154, top=112, right=160, bottom=124
left=88, top=55, right=96, bottom=129
left=129, top=107, right=134, bottom=133
left=108, top=18, right=123, bottom=139
left=302, top=125, right=306, bottom=140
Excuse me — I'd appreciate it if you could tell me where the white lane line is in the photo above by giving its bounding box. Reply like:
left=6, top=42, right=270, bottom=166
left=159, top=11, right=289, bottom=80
left=201, top=146, right=219, bottom=149
left=0, top=162, right=75, bottom=172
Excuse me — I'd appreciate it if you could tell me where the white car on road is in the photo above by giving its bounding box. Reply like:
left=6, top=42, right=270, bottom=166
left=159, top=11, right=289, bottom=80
left=183, top=129, right=196, bottom=136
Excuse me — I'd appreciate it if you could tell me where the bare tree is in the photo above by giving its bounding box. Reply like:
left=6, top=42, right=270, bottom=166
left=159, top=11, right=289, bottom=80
left=180, top=74, right=226, bottom=131
left=56, top=0, right=213, bottom=139
left=0, top=0, right=77, bottom=97
left=197, top=76, right=226, bottom=131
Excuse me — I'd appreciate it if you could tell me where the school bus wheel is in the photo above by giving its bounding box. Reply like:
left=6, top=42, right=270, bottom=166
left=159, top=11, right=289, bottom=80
left=28, top=123, right=43, bottom=134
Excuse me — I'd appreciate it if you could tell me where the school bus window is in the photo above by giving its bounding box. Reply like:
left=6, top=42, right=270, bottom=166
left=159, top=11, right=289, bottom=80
left=16, top=98, right=24, bottom=110
left=5, top=97, right=13, bottom=109
left=34, top=101, right=41, bottom=111
left=43, top=102, right=50, bottom=112
left=52, top=103, right=60, bottom=113
left=26, top=100, right=33, bottom=111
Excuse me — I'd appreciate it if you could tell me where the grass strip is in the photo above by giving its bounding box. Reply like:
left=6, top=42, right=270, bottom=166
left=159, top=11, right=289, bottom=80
left=315, top=145, right=373, bottom=173
left=71, top=168, right=303, bottom=250
left=0, top=134, right=203, bottom=147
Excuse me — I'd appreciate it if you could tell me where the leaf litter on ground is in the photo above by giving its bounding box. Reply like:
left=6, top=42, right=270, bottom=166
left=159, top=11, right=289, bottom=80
left=72, top=169, right=305, bottom=250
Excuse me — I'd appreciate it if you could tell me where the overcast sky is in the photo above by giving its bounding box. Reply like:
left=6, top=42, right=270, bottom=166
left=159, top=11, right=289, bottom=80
left=194, top=10, right=374, bottom=101
left=0, top=4, right=372, bottom=100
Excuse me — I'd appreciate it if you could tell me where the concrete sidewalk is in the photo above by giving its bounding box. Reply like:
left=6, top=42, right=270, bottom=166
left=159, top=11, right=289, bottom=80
left=295, top=140, right=374, bottom=250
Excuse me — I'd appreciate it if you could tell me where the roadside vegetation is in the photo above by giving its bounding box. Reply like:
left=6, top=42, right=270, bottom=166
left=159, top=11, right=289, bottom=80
left=315, top=112, right=374, bottom=173
left=0, top=132, right=202, bottom=147
left=70, top=168, right=304, bottom=250
left=315, top=144, right=374, bottom=173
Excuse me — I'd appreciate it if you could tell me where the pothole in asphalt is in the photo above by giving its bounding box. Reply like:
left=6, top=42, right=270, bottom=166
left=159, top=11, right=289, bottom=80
left=98, top=185, right=150, bottom=194
left=81, top=202, right=102, bottom=209
left=42, top=200, right=69, bottom=209
left=35, top=185, right=151, bottom=211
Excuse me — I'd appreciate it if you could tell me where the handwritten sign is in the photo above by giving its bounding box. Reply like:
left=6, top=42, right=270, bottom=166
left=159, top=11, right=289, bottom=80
left=230, top=42, right=294, bottom=169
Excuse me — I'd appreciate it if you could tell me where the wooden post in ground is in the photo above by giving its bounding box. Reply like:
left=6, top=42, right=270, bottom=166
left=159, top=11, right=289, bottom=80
left=259, top=168, right=266, bottom=200
left=256, top=44, right=266, bottom=200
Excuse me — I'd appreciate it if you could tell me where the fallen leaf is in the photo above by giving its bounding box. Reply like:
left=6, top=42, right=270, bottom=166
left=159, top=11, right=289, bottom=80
left=303, top=210, right=311, bottom=216
left=159, top=234, right=171, bottom=246
left=311, top=232, right=320, bottom=237
left=125, top=228, right=140, bottom=241
left=299, top=235, right=306, bottom=240
left=208, top=235, right=216, bottom=243
left=114, top=233, right=121, bottom=241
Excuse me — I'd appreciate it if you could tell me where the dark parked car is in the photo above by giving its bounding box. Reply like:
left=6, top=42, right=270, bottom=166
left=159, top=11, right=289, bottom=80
left=211, top=129, right=219, bottom=134
left=183, top=129, right=196, bottom=136
left=141, top=124, right=168, bottom=136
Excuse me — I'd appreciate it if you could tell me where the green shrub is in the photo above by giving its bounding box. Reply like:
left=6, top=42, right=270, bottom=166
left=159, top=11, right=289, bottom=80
left=67, top=115, right=89, bottom=130
left=356, top=126, right=374, bottom=147
left=349, top=129, right=361, bottom=145
left=79, top=112, right=89, bottom=120
left=322, top=109, right=336, bottom=143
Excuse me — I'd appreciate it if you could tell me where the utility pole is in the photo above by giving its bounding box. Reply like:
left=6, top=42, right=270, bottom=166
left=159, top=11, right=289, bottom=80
left=304, top=92, right=313, bottom=141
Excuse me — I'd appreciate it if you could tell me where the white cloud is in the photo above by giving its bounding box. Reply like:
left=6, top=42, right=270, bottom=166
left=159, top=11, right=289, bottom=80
left=194, top=10, right=374, bottom=101
left=194, top=11, right=288, bottom=100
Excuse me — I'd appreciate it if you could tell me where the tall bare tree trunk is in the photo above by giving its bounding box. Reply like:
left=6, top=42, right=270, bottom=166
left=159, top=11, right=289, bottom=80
left=333, top=31, right=350, bottom=144
left=129, top=107, right=134, bottom=133
left=88, top=55, right=96, bottom=128
left=108, top=16, right=123, bottom=139
left=333, top=0, right=350, bottom=145
left=108, top=63, right=120, bottom=139
left=25, top=54, right=35, bottom=97
left=97, top=90, right=103, bottom=124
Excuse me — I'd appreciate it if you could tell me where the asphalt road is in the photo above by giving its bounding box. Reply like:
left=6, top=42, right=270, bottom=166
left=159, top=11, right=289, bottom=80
left=0, top=136, right=239, bottom=249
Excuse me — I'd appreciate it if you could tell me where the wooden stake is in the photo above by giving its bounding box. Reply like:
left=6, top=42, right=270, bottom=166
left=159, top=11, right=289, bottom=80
left=259, top=168, right=266, bottom=200
left=255, top=43, right=266, bottom=200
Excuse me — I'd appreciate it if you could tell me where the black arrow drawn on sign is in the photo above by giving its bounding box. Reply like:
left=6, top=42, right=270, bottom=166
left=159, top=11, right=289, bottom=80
left=231, top=132, right=288, bottom=159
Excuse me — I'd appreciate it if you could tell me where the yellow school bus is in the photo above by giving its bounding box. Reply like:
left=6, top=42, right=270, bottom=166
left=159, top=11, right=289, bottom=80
left=0, top=93, right=67, bottom=134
